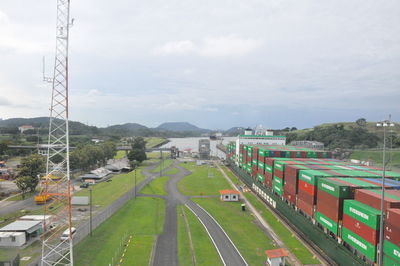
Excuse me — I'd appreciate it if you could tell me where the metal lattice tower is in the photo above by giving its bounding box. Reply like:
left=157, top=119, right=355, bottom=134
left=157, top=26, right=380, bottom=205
left=40, top=0, right=73, bottom=265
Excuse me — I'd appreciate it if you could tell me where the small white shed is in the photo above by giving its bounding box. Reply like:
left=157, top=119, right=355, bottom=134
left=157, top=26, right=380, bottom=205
left=219, top=190, right=240, bottom=202
left=0, top=232, right=26, bottom=247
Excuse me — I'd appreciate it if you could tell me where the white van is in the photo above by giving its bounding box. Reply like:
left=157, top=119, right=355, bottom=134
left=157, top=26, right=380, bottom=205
left=60, top=227, right=76, bottom=241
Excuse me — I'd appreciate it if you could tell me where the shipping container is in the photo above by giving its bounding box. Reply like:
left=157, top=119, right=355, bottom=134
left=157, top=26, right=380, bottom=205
left=343, top=214, right=379, bottom=245
left=385, top=221, right=400, bottom=246
left=383, top=255, right=400, bottom=266
left=384, top=240, right=400, bottom=262
left=387, top=208, right=400, bottom=225
left=343, top=200, right=381, bottom=230
left=355, top=189, right=400, bottom=212
left=342, top=227, right=377, bottom=261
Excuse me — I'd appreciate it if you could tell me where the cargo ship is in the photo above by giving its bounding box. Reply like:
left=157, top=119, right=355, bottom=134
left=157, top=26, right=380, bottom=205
left=225, top=142, right=400, bottom=266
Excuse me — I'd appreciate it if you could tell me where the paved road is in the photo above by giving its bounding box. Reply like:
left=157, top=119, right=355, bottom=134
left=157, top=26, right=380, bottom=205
left=152, top=160, right=247, bottom=266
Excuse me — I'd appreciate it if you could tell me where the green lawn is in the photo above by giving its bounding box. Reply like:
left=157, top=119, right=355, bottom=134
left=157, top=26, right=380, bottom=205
left=145, top=137, right=167, bottom=148
left=164, top=167, right=179, bottom=176
left=114, top=150, right=127, bottom=159
left=193, top=198, right=275, bottom=265
left=151, top=159, right=173, bottom=173
left=120, top=235, right=155, bottom=266
left=146, top=152, right=162, bottom=159
left=0, top=240, right=42, bottom=265
left=140, top=176, right=169, bottom=196
left=6, top=191, right=35, bottom=201
left=74, top=197, right=165, bottom=266
left=177, top=205, right=223, bottom=266
left=350, top=150, right=400, bottom=168
left=244, top=192, right=320, bottom=265
left=74, top=169, right=146, bottom=208
left=221, top=165, right=242, bottom=185
left=178, top=163, right=231, bottom=196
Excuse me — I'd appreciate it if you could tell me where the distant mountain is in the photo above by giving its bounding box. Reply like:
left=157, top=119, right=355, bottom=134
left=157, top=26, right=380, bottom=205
left=224, top=127, right=245, bottom=136
left=156, top=122, right=210, bottom=132
left=0, top=117, right=99, bottom=135
left=106, top=123, right=148, bottom=131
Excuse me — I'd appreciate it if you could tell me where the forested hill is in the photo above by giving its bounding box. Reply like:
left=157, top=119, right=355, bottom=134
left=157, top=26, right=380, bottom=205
left=282, top=119, right=400, bottom=149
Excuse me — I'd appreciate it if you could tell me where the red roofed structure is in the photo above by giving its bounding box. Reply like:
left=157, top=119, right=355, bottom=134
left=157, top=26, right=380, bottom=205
left=219, top=190, right=240, bottom=202
left=265, top=248, right=289, bottom=266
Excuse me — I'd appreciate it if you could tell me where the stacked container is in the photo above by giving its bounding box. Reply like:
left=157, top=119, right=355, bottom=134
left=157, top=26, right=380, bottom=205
left=316, top=178, right=400, bottom=235
left=384, top=209, right=400, bottom=265
left=342, top=200, right=381, bottom=262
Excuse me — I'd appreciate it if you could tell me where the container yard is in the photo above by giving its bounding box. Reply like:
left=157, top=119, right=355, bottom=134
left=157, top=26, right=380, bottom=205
left=225, top=142, right=400, bottom=265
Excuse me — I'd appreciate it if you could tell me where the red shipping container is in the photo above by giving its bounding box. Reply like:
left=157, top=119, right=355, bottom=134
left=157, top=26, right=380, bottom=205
left=387, top=208, right=400, bottom=224
left=274, top=169, right=284, bottom=179
left=258, top=167, right=264, bottom=175
left=264, top=173, right=273, bottom=188
left=298, top=189, right=315, bottom=205
left=343, top=214, right=379, bottom=245
left=384, top=222, right=400, bottom=246
left=298, top=198, right=314, bottom=217
left=316, top=190, right=341, bottom=221
left=298, top=180, right=315, bottom=196
left=265, top=158, right=274, bottom=167
left=283, top=189, right=296, bottom=205
left=285, top=183, right=296, bottom=194
left=355, top=189, right=400, bottom=212
left=301, top=151, right=307, bottom=158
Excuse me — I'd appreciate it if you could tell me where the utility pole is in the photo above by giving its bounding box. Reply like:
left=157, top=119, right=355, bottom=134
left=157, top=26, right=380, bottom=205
left=40, top=0, right=74, bottom=265
left=89, top=188, right=92, bottom=236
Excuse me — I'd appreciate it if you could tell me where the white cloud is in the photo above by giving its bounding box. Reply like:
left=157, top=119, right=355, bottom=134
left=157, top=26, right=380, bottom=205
left=200, top=36, right=262, bottom=57
left=154, top=36, right=262, bottom=57
left=154, top=40, right=196, bottom=56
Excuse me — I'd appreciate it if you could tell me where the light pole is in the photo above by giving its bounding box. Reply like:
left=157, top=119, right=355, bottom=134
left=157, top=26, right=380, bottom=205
left=376, top=117, right=395, bottom=266
left=89, top=187, right=93, bottom=236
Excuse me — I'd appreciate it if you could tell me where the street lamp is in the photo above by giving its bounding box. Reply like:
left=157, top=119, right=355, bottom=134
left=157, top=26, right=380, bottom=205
left=376, top=117, right=395, bottom=266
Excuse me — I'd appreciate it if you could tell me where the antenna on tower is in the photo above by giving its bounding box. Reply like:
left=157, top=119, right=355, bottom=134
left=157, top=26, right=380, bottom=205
left=42, top=56, right=53, bottom=83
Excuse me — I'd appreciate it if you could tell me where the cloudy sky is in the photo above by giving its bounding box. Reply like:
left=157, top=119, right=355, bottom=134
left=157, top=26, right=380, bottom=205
left=0, top=0, right=399, bottom=129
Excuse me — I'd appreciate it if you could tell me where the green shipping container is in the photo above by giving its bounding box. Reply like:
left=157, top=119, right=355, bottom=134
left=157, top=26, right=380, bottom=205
left=384, top=240, right=400, bottom=262
left=273, top=176, right=283, bottom=195
left=342, top=227, right=377, bottom=261
left=315, top=212, right=339, bottom=234
left=318, top=177, right=384, bottom=198
left=258, top=161, right=264, bottom=169
left=343, top=200, right=381, bottom=229
left=384, top=255, right=400, bottom=266
left=257, top=173, right=264, bottom=182
left=265, top=165, right=273, bottom=174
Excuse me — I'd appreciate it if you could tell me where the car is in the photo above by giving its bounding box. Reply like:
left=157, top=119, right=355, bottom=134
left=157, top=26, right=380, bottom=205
left=60, top=227, right=76, bottom=241
left=79, top=183, right=89, bottom=188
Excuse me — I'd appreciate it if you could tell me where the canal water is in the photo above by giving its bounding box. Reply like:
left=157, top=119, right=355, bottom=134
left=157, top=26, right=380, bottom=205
left=160, top=137, right=236, bottom=159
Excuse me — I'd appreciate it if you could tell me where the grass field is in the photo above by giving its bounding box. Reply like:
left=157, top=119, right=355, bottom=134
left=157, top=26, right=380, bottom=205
left=350, top=150, right=400, bottom=168
left=74, top=169, right=146, bottom=208
left=140, top=176, right=169, bottom=196
left=244, top=192, right=320, bottom=265
left=151, top=159, right=173, bottom=173
left=145, top=137, right=167, bottom=148
left=193, top=198, right=275, bottom=265
left=164, top=167, right=179, bottom=176
left=178, top=163, right=231, bottom=196
left=0, top=239, right=42, bottom=265
left=74, top=197, right=165, bottom=266
left=177, top=205, right=223, bottom=266
left=114, top=150, right=127, bottom=159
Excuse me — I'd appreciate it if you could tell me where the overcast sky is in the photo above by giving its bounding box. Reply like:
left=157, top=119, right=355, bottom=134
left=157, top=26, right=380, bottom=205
left=0, top=0, right=399, bottom=129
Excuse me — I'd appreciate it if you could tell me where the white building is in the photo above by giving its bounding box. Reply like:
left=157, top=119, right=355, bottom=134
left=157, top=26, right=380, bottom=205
left=265, top=248, right=289, bottom=266
left=235, top=130, right=286, bottom=164
left=18, top=125, right=34, bottom=133
left=0, top=232, right=26, bottom=247
left=219, top=190, right=240, bottom=202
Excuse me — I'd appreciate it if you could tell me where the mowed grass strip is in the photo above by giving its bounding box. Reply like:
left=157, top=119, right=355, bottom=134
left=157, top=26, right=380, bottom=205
left=151, top=159, right=173, bottom=173
left=74, top=197, right=165, bottom=266
left=177, top=205, right=223, bottom=266
left=145, top=137, right=167, bottom=148
left=178, top=163, right=231, bottom=196
left=244, top=192, right=320, bottom=265
left=140, top=176, right=169, bottom=196
left=164, top=167, right=179, bottom=176
left=114, top=150, right=126, bottom=159
left=120, top=235, right=154, bottom=266
left=193, top=198, right=275, bottom=265
left=74, top=169, right=146, bottom=208
left=351, top=150, right=400, bottom=167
